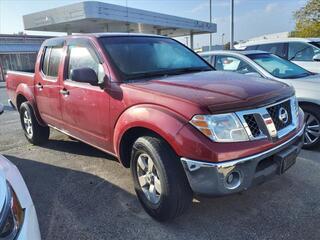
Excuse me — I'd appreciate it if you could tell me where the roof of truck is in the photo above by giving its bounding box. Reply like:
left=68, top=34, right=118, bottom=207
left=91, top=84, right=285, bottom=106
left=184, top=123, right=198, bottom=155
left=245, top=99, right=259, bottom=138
left=42, top=33, right=167, bottom=47
left=93, top=33, right=167, bottom=38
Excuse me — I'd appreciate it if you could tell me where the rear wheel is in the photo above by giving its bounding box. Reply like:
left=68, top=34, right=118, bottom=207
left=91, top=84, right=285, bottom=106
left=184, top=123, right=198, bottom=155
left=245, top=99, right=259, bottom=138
left=131, top=136, right=193, bottom=222
left=302, top=105, right=320, bottom=149
left=19, top=102, right=50, bottom=145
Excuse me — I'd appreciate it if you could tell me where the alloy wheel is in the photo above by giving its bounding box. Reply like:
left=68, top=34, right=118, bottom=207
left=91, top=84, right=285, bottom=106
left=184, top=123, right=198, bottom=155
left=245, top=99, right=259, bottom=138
left=136, top=153, right=162, bottom=204
left=304, top=112, right=320, bottom=146
left=23, top=110, right=33, bottom=138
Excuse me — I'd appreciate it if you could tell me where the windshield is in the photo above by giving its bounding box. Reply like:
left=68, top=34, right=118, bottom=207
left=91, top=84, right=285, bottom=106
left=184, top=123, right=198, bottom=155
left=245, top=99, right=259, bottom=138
left=247, top=53, right=311, bottom=79
left=100, top=36, right=212, bottom=80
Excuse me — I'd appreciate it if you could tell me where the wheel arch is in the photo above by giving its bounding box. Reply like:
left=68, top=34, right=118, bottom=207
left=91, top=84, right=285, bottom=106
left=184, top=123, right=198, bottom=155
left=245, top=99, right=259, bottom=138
left=114, top=105, right=188, bottom=168
left=298, top=100, right=320, bottom=109
left=15, top=84, right=46, bottom=126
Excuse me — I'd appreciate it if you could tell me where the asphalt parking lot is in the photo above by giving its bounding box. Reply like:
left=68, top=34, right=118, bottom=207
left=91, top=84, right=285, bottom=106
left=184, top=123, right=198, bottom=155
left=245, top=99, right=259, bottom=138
left=0, top=84, right=319, bottom=240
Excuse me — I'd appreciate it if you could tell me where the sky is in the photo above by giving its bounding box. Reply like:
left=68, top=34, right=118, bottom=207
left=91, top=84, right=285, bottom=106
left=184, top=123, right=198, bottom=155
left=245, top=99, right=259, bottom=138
left=0, top=0, right=308, bottom=48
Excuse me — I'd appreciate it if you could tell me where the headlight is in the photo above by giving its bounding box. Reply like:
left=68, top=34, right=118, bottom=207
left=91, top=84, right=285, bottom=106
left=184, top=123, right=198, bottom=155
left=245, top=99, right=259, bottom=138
left=190, top=113, right=249, bottom=142
left=0, top=182, right=24, bottom=239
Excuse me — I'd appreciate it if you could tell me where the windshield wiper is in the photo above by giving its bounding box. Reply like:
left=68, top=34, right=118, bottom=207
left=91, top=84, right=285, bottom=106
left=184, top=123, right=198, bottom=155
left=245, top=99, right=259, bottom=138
left=127, top=67, right=212, bottom=80
left=283, top=72, right=311, bottom=79
left=167, top=67, right=212, bottom=75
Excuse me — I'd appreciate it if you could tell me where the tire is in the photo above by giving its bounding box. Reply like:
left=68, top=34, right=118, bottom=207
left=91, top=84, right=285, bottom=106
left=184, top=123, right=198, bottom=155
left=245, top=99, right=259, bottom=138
left=302, top=105, right=320, bottom=149
left=19, top=102, right=50, bottom=145
left=130, top=135, right=193, bottom=222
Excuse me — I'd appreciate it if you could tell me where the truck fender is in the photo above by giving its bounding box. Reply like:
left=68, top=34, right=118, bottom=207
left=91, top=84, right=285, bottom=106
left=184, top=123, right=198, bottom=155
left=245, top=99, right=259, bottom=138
left=16, top=84, right=46, bottom=126
left=113, top=104, right=188, bottom=163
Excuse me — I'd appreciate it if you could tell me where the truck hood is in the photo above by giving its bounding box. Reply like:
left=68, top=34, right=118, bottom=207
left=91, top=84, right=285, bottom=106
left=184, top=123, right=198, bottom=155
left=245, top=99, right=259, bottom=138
left=128, top=71, right=294, bottom=113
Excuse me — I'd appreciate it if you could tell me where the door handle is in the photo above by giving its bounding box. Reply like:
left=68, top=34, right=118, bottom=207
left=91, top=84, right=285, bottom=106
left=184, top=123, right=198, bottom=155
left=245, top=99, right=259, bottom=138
left=36, top=83, right=43, bottom=90
left=60, top=89, right=70, bottom=96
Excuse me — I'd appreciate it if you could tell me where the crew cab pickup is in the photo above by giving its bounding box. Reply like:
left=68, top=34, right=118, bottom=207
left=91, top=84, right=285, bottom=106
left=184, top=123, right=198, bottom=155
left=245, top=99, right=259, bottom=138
left=6, top=34, right=305, bottom=221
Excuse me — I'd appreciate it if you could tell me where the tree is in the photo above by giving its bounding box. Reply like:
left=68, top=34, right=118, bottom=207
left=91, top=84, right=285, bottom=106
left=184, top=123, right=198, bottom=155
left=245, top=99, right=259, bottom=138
left=291, top=0, right=320, bottom=37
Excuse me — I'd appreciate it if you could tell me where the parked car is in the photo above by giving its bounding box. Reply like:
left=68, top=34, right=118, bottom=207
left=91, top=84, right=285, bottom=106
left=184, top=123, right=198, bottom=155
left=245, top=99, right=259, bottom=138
left=200, top=50, right=319, bottom=148
left=6, top=34, right=305, bottom=221
left=235, top=38, right=320, bottom=73
left=0, top=104, right=41, bottom=239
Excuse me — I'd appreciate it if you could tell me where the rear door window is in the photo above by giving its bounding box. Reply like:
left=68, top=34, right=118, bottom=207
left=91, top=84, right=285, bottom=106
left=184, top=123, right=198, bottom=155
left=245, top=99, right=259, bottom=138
left=41, top=47, right=51, bottom=75
left=48, top=47, right=63, bottom=77
left=41, top=47, right=63, bottom=77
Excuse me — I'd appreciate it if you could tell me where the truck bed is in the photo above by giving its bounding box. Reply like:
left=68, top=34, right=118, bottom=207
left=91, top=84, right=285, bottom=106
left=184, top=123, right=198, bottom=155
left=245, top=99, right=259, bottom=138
left=6, top=70, right=35, bottom=108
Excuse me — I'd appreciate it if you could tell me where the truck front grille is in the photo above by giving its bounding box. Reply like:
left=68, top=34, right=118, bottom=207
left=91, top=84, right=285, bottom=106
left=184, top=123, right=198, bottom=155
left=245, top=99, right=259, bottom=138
left=236, top=97, right=298, bottom=141
left=243, top=115, right=261, bottom=137
left=267, top=100, right=292, bottom=131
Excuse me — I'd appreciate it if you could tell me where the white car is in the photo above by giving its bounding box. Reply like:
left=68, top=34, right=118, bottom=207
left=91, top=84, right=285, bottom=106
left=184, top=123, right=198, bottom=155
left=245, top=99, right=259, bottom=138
left=200, top=50, right=320, bottom=148
left=235, top=38, right=320, bottom=73
left=0, top=104, right=41, bottom=239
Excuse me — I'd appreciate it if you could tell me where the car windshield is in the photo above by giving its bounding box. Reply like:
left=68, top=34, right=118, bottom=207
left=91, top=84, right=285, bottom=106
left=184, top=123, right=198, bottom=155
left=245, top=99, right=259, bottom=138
left=247, top=53, right=311, bottom=79
left=100, top=36, right=212, bottom=80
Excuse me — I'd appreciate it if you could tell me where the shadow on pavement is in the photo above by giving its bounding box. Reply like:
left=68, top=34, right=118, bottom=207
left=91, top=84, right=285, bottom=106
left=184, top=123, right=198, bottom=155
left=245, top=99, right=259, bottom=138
left=3, top=153, right=319, bottom=240
left=5, top=155, right=145, bottom=240
left=40, top=138, right=118, bottom=161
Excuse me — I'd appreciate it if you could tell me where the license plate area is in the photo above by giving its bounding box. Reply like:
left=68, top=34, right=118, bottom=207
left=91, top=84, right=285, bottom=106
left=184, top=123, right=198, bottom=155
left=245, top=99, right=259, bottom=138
left=274, top=146, right=299, bottom=175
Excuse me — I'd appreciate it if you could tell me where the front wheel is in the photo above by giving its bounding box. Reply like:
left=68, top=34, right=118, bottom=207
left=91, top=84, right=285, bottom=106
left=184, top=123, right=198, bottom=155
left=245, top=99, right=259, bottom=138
left=19, top=102, right=50, bottom=145
left=302, top=105, right=320, bottom=149
left=131, top=136, right=193, bottom=222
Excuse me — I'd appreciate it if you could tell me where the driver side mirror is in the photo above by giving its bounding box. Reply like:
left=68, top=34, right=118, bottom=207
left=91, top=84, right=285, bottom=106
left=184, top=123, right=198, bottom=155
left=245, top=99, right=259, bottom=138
left=70, top=67, right=99, bottom=86
left=313, top=53, right=320, bottom=62
left=0, top=104, right=4, bottom=115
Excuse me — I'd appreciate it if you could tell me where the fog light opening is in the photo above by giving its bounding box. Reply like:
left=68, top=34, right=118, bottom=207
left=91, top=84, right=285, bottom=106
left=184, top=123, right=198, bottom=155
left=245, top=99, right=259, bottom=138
left=225, top=171, right=242, bottom=189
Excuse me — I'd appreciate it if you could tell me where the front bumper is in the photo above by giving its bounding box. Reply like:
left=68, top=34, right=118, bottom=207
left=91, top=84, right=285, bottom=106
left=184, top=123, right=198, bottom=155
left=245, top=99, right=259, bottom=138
left=181, top=125, right=305, bottom=196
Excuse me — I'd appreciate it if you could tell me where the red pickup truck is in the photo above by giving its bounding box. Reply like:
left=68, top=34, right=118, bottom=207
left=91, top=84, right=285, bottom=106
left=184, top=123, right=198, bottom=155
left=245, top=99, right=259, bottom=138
left=6, top=34, right=305, bottom=221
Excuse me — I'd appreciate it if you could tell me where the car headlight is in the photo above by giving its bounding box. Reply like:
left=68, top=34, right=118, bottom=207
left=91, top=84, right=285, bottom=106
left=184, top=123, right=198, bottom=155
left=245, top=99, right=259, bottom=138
left=190, top=113, right=249, bottom=142
left=0, top=182, right=24, bottom=239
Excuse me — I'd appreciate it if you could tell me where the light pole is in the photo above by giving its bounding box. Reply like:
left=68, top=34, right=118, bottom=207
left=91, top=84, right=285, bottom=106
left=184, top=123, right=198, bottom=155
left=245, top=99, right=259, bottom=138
left=221, top=33, right=225, bottom=46
left=230, top=0, right=234, bottom=49
left=209, top=0, right=212, bottom=51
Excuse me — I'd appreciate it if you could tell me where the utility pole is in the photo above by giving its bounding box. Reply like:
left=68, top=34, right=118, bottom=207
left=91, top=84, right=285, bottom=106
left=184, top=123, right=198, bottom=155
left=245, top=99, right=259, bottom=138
left=221, top=33, right=225, bottom=46
left=209, top=0, right=212, bottom=51
left=230, top=0, right=234, bottom=49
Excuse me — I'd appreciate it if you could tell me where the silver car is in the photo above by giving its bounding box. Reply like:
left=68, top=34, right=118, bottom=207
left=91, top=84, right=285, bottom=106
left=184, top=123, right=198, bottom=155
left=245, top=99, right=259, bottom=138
left=200, top=50, right=320, bottom=148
